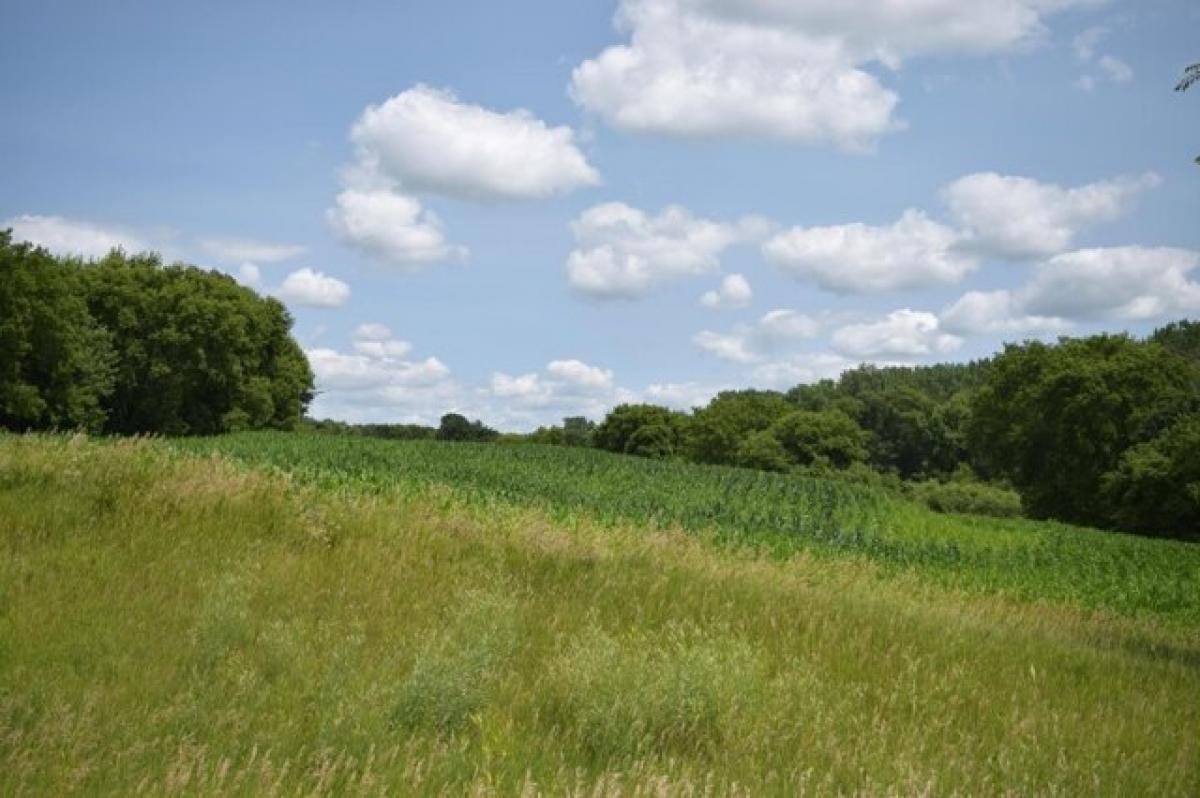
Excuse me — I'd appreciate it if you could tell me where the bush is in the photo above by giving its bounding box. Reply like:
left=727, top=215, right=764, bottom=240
left=908, top=479, right=1023, bottom=518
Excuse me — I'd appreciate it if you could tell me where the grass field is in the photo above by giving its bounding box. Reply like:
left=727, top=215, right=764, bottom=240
left=2, top=433, right=1198, bottom=794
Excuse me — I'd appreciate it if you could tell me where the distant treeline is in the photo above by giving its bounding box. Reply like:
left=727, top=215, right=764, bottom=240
left=0, top=232, right=313, bottom=435
left=303, top=413, right=498, bottom=443
left=507, top=324, right=1200, bottom=539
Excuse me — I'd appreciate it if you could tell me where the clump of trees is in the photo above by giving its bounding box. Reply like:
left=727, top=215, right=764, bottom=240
left=0, top=232, right=313, bottom=435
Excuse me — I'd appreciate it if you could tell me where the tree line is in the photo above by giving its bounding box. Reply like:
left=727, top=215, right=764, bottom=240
left=0, top=232, right=313, bottom=435
left=518, top=325, right=1200, bottom=539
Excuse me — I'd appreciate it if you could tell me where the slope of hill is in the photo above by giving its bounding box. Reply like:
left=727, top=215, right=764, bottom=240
left=1, top=433, right=1197, bottom=794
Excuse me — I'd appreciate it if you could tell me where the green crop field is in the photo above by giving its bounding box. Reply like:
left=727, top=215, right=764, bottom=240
left=2, top=433, right=1198, bottom=795
left=180, top=431, right=1200, bottom=625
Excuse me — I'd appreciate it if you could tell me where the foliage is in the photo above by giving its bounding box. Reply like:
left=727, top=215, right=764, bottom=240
left=969, top=334, right=1200, bottom=533
left=768, top=409, right=868, bottom=469
left=684, top=390, right=793, bottom=465
left=0, top=233, right=116, bottom=432
left=0, top=233, right=313, bottom=435
left=1101, top=413, right=1200, bottom=539
left=908, top=479, right=1024, bottom=519
left=593, top=403, right=685, bottom=456
left=436, top=413, right=498, bottom=443
left=734, top=430, right=791, bottom=472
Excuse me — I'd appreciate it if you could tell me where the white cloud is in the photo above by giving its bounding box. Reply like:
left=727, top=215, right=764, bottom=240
left=546, top=359, right=615, bottom=391
left=567, top=202, right=744, bottom=299
left=5, top=214, right=149, bottom=259
left=831, top=309, right=962, bottom=359
left=701, top=273, right=753, bottom=309
left=274, top=268, right=351, bottom=308
left=642, top=381, right=723, bottom=410
left=328, top=187, right=465, bottom=267
left=1020, top=246, right=1200, bottom=321
left=940, top=289, right=1070, bottom=336
left=942, top=172, right=1160, bottom=260
left=571, top=0, right=899, bottom=150
left=200, top=237, right=304, bottom=263
left=693, top=308, right=822, bottom=364
left=349, top=85, right=599, bottom=201
left=572, top=0, right=1091, bottom=149
left=309, top=349, right=449, bottom=391
left=695, top=0, right=1096, bottom=60
left=764, top=209, right=974, bottom=293
left=1072, top=26, right=1107, bottom=61
left=235, top=263, right=262, bottom=288
left=755, top=309, right=822, bottom=344
left=487, top=358, right=626, bottom=425
left=750, top=352, right=854, bottom=389
left=693, top=330, right=762, bottom=363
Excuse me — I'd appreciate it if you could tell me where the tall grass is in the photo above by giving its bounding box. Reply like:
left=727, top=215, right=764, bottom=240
left=178, top=432, right=1200, bottom=624
left=1, top=434, right=1198, bottom=794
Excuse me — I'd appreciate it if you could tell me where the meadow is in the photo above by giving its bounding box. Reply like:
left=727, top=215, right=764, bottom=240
left=1, top=433, right=1198, bottom=795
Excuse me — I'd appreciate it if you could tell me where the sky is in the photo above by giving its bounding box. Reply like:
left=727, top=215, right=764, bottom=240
left=2, top=0, right=1198, bottom=430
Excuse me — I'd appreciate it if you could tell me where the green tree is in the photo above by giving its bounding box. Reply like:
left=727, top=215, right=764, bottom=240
left=735, top=430, right=791, bottom=472
left=1101, top=414, right=1200, bottom=539
left=1177, top=61, right=1200, bottom=164
left=0, top=233, right=115, bottom=432
left=437, top=413, right=498, bottom=443
left=768, top=410, right=868, bottom=469
left=594, top=404, right=684, bottom=454
left=685, top=390, right=793, bottom=465
left=77, top=252, right=313, bottom=435
left=968, top=334, right=1199, bottom=527
left=624, top=423, right=677, bottom=459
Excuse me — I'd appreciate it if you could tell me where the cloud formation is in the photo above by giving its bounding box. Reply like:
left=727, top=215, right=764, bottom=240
left=350, top=85, right=599, bottom=201
left=943, top=172, right=1160, bottom=259
left=764, top=209, right=974, bottom=293
left=567, top=203, right=747, bottom=299
left=831, top=309, right=962, bottom=359
left=572, top=0, right=1091, bottom=149
left=274, top=268, right=352, bottom=308
left=701, top=273, right=753, bottom=309
left=328, top=187, right=463, bottom=267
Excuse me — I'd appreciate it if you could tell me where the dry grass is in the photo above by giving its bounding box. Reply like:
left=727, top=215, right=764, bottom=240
left=0, top=434, right=1197, bottom=795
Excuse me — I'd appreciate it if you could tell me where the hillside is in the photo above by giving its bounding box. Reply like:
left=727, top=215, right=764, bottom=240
left=2, top=433, right=1197, bottom=794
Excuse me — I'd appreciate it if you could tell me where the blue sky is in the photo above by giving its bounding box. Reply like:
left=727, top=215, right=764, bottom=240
left=3, top=0, right=1198, bottom=429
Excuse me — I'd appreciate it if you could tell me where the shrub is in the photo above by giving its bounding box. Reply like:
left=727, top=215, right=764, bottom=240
left=908, top=479, right=1023, bottom=518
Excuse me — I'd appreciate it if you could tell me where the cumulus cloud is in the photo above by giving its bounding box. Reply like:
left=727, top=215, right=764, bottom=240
left=567, top=202, right=746, bottom=299
left=943, top=172, right=1159, bottom=259
left=572, top=0, right=1091, bottom=149
left=694, top=308, right=822, bottom=363
left=274, top=268, right=351, bottom=308
left=571, top=0, right=899, bottom=150
left=763, top=209, right=974, bottom=293
left=693, top=330, right=761, bottom=363
left=940, top=289, right=1070, bottom=336
left=486, top=358, right=630, bottom=426
left=749, top=352, right=855, bottom=389
left=1020, top=246, right=1200, bottom=322
left=701, top=273, right=753, bottom=309
left=4, top=214, right=149, bottom=259
left=199, top=237, right=304, bottom=263
left=349, top=85, right=599, bottom=201
left=328, top=187, right=464, bottom=267
left=831, top=309, right=962, bottom=359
